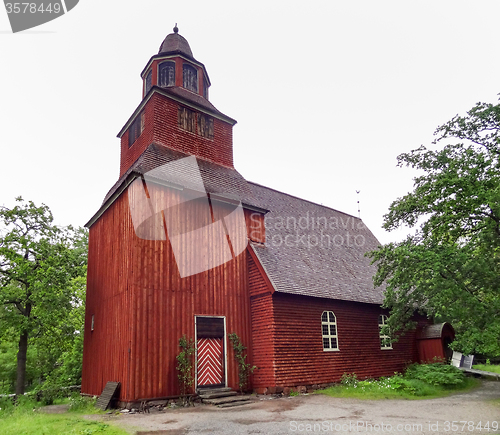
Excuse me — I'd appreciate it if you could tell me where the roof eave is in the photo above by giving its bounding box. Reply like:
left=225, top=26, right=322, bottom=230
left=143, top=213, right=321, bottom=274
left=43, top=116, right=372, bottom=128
left=248, top=243, right=278, bottom=294
left=140, top=52, right=211, bottom=86
left=117, top=87, right=236, bottom=138
left=85, top=172, right=140, bottom=229
left=86, top=172, right=267, bottom=229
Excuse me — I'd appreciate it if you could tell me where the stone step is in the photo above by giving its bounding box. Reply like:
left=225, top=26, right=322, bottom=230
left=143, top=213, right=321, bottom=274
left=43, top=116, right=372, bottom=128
left=203, top=395, right=250, bottom=405
left=197, top=387, right=232, bottom=395
left=199, top=390, right=238, bottom=399
left=217, top=400, right=252, bottom=408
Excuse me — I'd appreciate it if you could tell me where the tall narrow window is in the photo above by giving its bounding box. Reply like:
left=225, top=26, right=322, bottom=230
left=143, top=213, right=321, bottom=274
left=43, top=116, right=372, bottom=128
left=128, top=111, right=145, bottom=147
left=178, top=106, right=196, bottom=133
left=197, top=113, right=214, bottom=139
left=322, top=311, right=339, bottom=351
left=159, top=61, right=175, bottom=87
left=203, top=76, right=209, bottom=99
left=378, top=315, right=392, bottom=349
left=183, top=64, right=198, bottom=92
left=145, top=69, right=152, bottom=95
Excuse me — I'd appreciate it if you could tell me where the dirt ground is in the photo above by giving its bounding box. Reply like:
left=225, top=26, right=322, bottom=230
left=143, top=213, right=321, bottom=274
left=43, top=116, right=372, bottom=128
left=91, top=381, right=500, bottom=435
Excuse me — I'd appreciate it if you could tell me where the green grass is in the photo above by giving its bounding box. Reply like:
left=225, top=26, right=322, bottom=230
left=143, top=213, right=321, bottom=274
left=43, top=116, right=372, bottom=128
left=0, top=413, right=129, bottom=435
left=0, top=396, right=129, bottom=435
left=473, top=364, right=500, bottom=374
left=317, top=377, right=479, bottom=400
left=317, top=364, right=480, bottom=400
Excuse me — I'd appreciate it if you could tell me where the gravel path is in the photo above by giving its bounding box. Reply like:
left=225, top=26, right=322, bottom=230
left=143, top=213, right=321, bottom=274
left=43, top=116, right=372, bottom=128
left=95, top=381, right=500, bottom=435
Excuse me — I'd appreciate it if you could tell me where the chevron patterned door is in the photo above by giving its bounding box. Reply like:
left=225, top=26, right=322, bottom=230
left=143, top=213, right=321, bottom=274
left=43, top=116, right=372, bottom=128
left=197, top=338, right=224, bottom=386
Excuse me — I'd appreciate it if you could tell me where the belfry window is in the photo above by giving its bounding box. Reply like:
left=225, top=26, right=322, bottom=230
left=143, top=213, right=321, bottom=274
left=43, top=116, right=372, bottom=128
left=197, top=113, right=214, bottom=139
left=178, top=106, right=196, bottom=133
left=203, top=76, right=209, bottom=99
left=159, top=61, right=175, bottom=87
left=145, top=69, right=152, bottom=95
left=128, top=111, right=145, bottom=147
left=183, top=64, right=198, bottom=92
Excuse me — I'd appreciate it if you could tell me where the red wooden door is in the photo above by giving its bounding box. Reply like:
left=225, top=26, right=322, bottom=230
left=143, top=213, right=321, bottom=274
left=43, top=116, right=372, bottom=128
left=197, top=338, right=224, bottom=386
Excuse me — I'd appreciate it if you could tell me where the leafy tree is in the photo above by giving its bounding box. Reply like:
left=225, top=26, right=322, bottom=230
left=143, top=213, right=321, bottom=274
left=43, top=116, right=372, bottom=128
left=369, top=97, right=500, bottom=356
left=0, top=338, right=17, bottom=394
left=0, top=198, right=87, bottom=395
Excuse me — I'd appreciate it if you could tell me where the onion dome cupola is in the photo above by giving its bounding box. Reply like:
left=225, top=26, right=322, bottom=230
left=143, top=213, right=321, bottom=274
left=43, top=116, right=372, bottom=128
left=141, top=25, right=211, bottom=100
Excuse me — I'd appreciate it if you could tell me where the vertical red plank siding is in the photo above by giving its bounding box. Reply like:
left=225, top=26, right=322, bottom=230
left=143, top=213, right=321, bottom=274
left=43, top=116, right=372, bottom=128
left=82, top=192, right=134, bottom=400
left=417, top=338, right=445, bottom=363
left=245, top=210, right=265, bottom=243
left=82, top=181, right=252, bottom=402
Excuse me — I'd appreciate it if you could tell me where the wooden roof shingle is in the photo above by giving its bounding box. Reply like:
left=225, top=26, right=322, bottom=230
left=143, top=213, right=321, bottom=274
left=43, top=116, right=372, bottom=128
left=90, top=145, right=384, bottom=305
left=248, top=182, right=384, bottom=305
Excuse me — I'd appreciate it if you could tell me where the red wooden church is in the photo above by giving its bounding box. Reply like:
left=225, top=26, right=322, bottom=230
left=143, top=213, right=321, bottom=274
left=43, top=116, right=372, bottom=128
left=82, top=28, right=426, bottom=404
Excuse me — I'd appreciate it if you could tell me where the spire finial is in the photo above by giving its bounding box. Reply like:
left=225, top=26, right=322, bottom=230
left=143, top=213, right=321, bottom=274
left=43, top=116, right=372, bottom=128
left=173, top=23, right=178, bottom=33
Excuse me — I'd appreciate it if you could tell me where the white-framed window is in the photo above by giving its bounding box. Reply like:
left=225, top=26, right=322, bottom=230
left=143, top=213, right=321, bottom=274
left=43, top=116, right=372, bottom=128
left=322, top=311, right=339, bottom=351
left=378, top=314, right=392, bottom=349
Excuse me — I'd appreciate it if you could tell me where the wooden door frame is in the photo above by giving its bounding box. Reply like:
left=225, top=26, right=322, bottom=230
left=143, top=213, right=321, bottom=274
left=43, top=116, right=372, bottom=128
left=194, top=315, right=227, bottom=388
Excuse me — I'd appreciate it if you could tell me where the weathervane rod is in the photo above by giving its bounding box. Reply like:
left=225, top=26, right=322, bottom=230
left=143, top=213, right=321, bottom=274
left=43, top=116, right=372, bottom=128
left=356, top=190, right=361, bottom=218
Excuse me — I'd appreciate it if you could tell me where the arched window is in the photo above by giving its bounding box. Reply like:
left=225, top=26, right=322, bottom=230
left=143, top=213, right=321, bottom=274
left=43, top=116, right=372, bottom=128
left=159, top=61, right=175, bottom=87
left=145, top=69, right=152, bottom=95
left=378, top=315, right=392, bottom=349
left=183, top=64, right=198, bottom=92
left=321, top=311, right=338, bottom=351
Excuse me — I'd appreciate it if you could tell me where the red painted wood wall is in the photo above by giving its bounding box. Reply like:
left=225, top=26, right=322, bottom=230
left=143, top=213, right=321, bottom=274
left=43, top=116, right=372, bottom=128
left=417, top=338, right=445, bottom=363
left=82, top=180, right=256, bottom=402
left=119, top=92, right=234, bottom=177
left=271, top=293, right=424, bottom=386
left=249, top=254, right=275, bottom=388
left=248, top=252, right=428, bottom=391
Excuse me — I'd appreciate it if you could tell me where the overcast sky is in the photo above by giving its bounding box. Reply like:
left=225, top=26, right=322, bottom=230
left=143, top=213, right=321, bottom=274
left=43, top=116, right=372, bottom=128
left=1, top=1, right=499, bottom=244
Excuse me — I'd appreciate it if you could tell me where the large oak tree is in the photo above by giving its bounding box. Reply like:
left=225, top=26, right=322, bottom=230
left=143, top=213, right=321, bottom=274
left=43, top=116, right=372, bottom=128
left=369, top=97, right=500, bottom=356
left=0, top=198, right=87, bottom=395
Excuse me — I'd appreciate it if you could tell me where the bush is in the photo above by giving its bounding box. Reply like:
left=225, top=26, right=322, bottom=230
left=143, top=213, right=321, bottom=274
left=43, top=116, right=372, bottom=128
left=0, top=395, right=39, bottom=417
left=340, top=373, right=358, bottom=387
left=0, top=396, right=16, bottom=415
left=404, top=363, right=466, bottom=387
left=68, top=393, right=97, bottom=412
left=318, top=364, right=477, bottom=400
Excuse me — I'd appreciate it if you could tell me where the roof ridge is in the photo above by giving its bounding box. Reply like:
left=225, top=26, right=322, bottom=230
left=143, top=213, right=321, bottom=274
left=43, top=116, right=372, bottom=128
left=247, top=180, right=360, bottom=221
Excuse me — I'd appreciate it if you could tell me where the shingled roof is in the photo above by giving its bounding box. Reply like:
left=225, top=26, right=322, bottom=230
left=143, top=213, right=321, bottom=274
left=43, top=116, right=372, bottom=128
left=90, top=145, right=384, bottom=305
left=248, top=182, right=385, bottom=305
left=85, top=143, right=263, bottom=228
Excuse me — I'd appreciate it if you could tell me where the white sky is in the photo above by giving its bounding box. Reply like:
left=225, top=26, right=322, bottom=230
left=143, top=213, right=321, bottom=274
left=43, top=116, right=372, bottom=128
left=1, top=1, right=499, bottom=244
